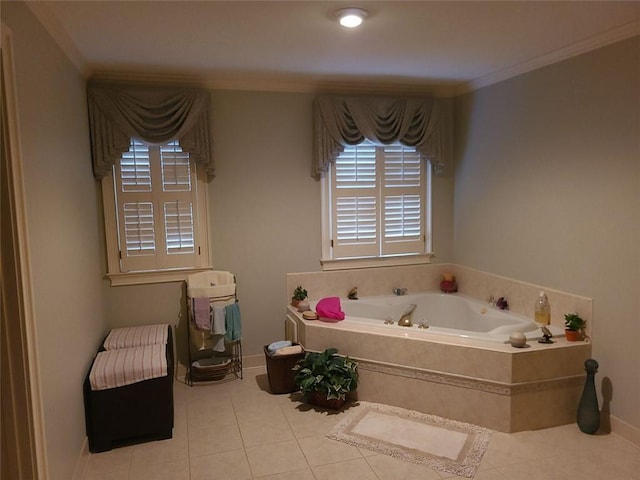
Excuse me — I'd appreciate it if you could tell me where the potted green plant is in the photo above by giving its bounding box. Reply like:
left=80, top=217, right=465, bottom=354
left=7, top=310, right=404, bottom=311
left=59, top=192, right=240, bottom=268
left=564, top=313, right=586, bottom=341
left=293, top=348, right=358, bottom=410
left=291, top=285, right=308, bottom=307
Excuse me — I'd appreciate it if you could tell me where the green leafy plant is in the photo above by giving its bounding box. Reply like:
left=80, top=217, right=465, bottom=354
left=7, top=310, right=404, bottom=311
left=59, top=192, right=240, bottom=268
left=292, top=286, right=308, bottom=301
left=564, top=313, right=586, bottom=331
left=293, top=348, right=358, bottom=401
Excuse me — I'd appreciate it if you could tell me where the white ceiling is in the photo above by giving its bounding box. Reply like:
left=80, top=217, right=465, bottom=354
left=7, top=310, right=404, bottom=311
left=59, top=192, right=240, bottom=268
left=29, top=1, right=640, bottom=95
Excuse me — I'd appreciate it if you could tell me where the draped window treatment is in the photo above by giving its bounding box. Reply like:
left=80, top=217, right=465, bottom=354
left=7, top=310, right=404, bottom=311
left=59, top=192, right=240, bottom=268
left=87, top=83, right=214, bottom=179
left=312, top=95, right=451, bottom=179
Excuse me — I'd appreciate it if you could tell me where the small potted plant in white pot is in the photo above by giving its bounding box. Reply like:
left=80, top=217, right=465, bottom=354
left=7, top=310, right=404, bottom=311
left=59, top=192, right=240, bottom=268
left=564, top=313, right=586, bottom=341
left=291, top=285, right=308, bottom=308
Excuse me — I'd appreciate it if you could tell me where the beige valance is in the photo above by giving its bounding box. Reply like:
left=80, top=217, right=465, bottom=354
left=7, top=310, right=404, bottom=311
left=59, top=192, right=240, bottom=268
left=312, top=95, right=451, bottom=179
left=87, top=83, right=214, bottom=179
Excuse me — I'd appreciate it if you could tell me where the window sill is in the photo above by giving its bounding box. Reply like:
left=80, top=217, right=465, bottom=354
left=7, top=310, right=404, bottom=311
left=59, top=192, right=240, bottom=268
left=107, top=267, right=214, bottom=286
left=320, top=254, right=434, bottom=271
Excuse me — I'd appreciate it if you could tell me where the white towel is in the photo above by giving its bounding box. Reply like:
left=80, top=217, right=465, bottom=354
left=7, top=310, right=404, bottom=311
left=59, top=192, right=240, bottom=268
left=187, top=284, right=236, bottom=299
left=212, top=306, right=226, bottom=352
left=273, top=345, right=303, bottom=356
left=186, top=270, right=234, bottom=288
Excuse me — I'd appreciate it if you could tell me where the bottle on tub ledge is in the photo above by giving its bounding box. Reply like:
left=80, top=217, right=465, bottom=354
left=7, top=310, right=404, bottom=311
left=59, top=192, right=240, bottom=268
left=440, top=273, right=458, bottom=293
left=535, top=291, right=551, bottom=325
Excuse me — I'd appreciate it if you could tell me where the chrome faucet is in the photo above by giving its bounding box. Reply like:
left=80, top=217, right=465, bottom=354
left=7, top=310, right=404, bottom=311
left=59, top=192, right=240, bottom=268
left=393, top=287, right=407, bottom=296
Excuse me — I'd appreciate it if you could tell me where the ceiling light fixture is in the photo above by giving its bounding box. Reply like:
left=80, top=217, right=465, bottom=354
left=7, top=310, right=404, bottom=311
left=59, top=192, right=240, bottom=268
left=336, top=8, right=368, bottom=28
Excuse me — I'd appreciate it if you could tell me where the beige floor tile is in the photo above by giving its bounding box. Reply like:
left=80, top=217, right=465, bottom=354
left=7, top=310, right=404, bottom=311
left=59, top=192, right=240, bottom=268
left=495, top=458, right=575, bottom=480
left=364, top=453, right=442, bottom=479
left=258, top=468, right=317, bottom=480
left=238, top=412, right=296, bottom=447
left=482, top=432, right=541, bottom=467
left=128, top=458, right=190, bottom=480
left=282, top=404, right=344, bottom=438
left=188, top=422, right=243, bottom=457
left=84, top=446, right=132, bottom=477
left=358, top=447, right=379, bottom=457
left=186, top=401, right=237, bottom=429
left=297, top=434, right=362, bottom=466
left=233, top=399, right=286, bottom=423
left=130, top=433, right=189, bottom=468
left=463, top=469, right=510, bottom=479
left=82, top=377, right=640, bottom=480
left=312, top=457, right=379, bottom=480
left=245, top=439, right=309, bottom=478
left=555, top=452, right=638, bottom=480
left=83, top=470, right=130, bottom=480
left=189, top=448, right=251, bottom=480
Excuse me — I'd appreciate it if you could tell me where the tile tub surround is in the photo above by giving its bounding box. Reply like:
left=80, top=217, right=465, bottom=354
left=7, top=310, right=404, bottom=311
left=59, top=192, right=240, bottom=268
left=286, top=307, right=592, bottom=433
left=286, top=263, right=593, bottom=335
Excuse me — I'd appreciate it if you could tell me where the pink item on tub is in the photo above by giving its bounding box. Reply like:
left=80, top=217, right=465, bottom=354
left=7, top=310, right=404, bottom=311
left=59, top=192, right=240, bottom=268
left=315, top=297, right=345, bottom=322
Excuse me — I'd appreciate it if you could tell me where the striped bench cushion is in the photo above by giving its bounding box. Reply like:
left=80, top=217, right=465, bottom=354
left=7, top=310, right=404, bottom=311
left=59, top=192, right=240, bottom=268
left=103, top=324, right=168, bottom=350
left=89, top=343, right=168, bottom=391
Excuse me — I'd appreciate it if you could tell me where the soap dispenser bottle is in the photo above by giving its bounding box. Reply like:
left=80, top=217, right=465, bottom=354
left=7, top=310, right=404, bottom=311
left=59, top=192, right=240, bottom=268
left=535, top=291, right=551, bottom=325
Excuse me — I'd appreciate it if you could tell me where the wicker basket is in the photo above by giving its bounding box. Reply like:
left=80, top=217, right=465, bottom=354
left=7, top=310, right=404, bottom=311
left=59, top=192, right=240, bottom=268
left=264, top=344, right=305, bottom=394
left=190, top=356, right=232, bottom=381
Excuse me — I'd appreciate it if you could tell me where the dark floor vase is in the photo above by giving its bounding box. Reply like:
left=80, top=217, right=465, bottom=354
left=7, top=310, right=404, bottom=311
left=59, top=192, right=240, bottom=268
left=577, top=358, right=600, bottom=434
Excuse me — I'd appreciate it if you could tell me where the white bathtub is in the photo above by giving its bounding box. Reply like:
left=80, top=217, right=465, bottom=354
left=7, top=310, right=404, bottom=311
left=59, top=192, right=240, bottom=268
left=312, top=292, right=544, bottom=343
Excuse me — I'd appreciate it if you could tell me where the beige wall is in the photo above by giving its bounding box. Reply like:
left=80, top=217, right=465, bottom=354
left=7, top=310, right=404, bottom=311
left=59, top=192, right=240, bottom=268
left=104, top=90, right=455, bottom=361
left=454, top=37, right=640, bottom=429
left=2, top=2, right=109, bottom=479
left=8, top=2, right=638, bottom=476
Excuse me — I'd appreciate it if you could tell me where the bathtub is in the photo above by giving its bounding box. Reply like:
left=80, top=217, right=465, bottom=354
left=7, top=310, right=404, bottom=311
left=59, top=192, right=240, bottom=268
left=312, top=292, right=544, bottom=344
left=287, top=290, right=591, bottom=432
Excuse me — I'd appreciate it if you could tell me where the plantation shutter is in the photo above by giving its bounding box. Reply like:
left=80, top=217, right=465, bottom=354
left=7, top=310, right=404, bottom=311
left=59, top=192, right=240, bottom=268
left=332, top=141, right=378, bottom=259
left=114, top=140, right=200, bottom=272
left=330, top=141, right=426, bottom=259
left=382, top=145, right=425, bottom=255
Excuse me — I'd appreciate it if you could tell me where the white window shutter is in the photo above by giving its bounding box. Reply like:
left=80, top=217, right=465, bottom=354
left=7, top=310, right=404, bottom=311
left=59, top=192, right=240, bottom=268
left=123, top=202, right=156, bottom=255
left=114, top=140, right=201, bottom=272
left=330, top=141, right=427, bottom=260
left=163, top=200, right=195, bottom=254
left=332, top=142, right=379, bottom=258
left=120, top=141, right=151, bottom=192
left=382, top=145, right=425, bottom=255
left=161, top=141, right=192, bottom=191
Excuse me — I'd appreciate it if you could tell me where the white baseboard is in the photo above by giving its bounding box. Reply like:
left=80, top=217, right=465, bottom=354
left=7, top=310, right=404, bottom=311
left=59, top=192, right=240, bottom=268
left=611, top=415, right=640, bottom=447
left=72, top=437, right=90, bottom=480
left=242, top=353, right=265, bottom=369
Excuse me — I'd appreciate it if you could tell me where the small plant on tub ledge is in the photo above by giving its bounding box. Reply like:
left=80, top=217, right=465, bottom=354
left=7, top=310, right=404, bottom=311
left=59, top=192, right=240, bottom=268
left=564, top=313, right=587, bottom=341
left=291, top=285, right=308, bottom=308
left=293, top=348, right=358, bottom=410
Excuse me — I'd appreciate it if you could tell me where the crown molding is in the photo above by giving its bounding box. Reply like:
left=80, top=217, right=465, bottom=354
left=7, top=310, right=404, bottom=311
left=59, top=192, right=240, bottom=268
left=25, top=1, right=90, bottom=77
left=28, top=1, right=638, bottom=98
left=89, top=70, right=459, bottom=97
left=457, top=20, right=640, bottom=95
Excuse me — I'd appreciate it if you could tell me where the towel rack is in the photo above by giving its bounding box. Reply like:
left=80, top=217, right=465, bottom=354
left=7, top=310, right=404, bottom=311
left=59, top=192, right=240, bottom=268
left=185, top=272, right=242, bottom=385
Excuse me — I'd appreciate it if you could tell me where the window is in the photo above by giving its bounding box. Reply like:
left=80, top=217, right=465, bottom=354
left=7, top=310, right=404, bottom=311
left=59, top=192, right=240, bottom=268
left=102, top=139, right=211, bottom=285
left=321, top=140, right=432, bottom=269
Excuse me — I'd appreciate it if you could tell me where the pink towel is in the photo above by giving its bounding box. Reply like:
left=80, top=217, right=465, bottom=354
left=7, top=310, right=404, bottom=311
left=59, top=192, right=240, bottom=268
left=192, top=297, right=211, bottom=330
left=316, top=297, right=345, bottom=322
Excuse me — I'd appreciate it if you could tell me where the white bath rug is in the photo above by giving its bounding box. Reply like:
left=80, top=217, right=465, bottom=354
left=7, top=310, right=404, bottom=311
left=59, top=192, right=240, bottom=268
left=326, top=402, right=490, bottom=478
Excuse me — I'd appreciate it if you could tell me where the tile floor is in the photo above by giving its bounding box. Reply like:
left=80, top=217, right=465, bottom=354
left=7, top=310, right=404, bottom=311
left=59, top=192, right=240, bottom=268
left=83, top=366, right=639, bottom=480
